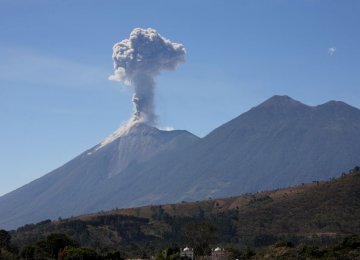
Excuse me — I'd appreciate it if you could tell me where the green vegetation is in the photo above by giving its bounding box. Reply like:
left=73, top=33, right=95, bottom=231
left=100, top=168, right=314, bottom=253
left=2, top=230, right=360, bottom=259
left=2, top=167, right=360, bottom=259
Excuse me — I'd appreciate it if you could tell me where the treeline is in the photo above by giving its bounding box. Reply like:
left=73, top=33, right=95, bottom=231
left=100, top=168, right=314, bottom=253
left=0, top=230, right=120, bottom=259
left=2, top=229, right=360, bottom=259
left=2, top=167, right=360, bottom=259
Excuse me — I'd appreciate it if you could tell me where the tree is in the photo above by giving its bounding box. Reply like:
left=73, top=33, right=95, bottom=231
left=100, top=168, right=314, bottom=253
left=34, top=239, right=52, bottom=259
left=33, top=233, right=80, bottom=259
left=62, top=246, right=99, bottom=260
left=0, top=229, right=18, bottom=255
left=0, top=248, right=17, bottom=260
left=0, top=230, right=11, bottom=250
left=155, top=245, right=180, bottom=260
left=183, top=223, right=216, bottom=256
left=19, top=245, right=36, bottom=259
left=104, top=251, right=124, bottom=260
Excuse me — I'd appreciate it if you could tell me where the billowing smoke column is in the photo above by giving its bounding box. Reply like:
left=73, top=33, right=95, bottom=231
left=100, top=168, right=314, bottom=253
left=109, top=28, right=186, bottom=125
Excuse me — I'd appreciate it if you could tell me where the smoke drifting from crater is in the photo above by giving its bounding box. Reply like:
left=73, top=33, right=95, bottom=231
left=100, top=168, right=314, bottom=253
left=109, top=28, right=186, bottom=124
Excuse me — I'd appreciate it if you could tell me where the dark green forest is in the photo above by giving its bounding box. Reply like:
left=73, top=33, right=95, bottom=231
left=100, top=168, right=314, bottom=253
left=1, top=167, right=360, bottom=259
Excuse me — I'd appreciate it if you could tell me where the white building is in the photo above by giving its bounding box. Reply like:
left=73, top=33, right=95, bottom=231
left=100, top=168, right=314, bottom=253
left=180, top=247, right=194, bottom=259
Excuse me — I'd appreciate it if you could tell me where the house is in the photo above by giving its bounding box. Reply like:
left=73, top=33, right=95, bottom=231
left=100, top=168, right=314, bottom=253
left=180, top=247, right=194, bottom=259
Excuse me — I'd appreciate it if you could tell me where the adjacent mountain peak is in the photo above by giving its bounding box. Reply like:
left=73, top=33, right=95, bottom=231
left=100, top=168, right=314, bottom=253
left=317, top=100, right=356, bottom=110
left=259, top=96, right=358, bottom=113
left=322, top=100, right=346, bottom=106
left=257, top=95, right=307, bottom=109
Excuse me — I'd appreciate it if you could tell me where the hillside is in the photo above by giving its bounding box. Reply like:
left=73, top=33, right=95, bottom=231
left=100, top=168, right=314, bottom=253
left=2, top=95, right=360, bottom=230
left=10, top=167, right=360, bottom=257
left=134, top=95, right=360, bottom=204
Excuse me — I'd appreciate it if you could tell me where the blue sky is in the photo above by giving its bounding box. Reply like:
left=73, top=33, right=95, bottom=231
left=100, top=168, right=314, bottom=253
left=1, top=0, right=360, bottom=196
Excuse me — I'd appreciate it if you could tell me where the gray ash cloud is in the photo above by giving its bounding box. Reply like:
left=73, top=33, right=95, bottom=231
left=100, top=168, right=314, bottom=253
left=109, top=28, right=186, bottom=124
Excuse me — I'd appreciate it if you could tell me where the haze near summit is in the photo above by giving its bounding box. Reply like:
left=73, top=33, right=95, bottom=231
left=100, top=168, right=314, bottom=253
left=109, top=28, right=186, bottom=126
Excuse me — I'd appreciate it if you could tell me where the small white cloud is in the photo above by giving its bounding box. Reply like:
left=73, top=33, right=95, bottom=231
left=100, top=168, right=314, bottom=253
left=158, top=126, right=175, bottom=131
left=328, top=47, right=336, bottom=55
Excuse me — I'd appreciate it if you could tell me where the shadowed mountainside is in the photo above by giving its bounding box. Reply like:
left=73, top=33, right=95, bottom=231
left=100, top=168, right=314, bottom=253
left=1, top=95, right=360, bottom=230
left=119, top=95, right=360, bottom=203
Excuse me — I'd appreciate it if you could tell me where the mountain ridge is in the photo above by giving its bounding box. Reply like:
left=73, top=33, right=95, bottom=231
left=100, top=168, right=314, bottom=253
left=1, top=95, right=360, bottom=229
left=124, top=95, right=360, bottom=202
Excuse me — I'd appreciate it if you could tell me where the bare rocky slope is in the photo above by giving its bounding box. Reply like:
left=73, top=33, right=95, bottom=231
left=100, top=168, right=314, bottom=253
left=0, top=123, right=199, bottom=229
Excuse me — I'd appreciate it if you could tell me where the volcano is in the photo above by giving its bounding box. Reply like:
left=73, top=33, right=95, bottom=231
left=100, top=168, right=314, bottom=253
left=0, top=122, right=199, bottom=229
left=1, top=95, right=360, bottom=230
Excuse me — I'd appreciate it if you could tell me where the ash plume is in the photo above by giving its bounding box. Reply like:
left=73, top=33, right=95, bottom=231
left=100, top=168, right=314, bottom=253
left=109, top=28, right=186, bottom=125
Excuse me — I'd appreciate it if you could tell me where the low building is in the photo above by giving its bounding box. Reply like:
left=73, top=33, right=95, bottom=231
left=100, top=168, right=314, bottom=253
left=210, top=247, right=230, bottom=260
left=180, top=247, right=194, bottom=259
